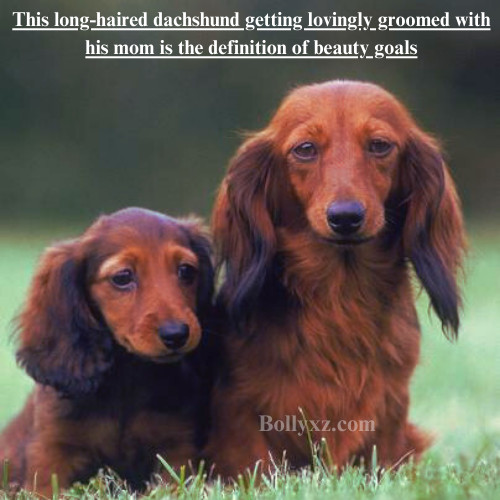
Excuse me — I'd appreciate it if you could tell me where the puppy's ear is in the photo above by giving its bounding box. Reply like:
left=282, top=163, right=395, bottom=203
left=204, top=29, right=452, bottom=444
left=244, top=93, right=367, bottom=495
left=212, top=133, right=286, bottom=326
left=182, top=220, right=214, bottom=319
left=396, top=130, right=466, bottom=338
left=16, top=240, right=114, bottom=396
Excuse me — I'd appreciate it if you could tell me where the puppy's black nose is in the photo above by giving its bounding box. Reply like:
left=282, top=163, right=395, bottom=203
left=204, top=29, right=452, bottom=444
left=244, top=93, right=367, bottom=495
left=327, top=201, right=365, bottom=235
left=158, top=322, right=189, bottom=350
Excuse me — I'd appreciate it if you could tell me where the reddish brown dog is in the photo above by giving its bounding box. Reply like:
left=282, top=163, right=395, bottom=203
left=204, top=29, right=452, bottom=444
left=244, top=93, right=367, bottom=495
left=0, top=208, right=214, bottom=495
left=206, top=80, right=465, bottom=477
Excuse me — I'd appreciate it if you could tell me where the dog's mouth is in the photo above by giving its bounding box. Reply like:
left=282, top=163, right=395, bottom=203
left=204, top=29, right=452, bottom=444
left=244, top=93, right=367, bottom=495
left=135, top=352, right=185, bottom=364
left=117, top=339, right=187, bottom=364
left=151, top=353, right=185, bottom=364
left=322, top=235, right=374, bottom=247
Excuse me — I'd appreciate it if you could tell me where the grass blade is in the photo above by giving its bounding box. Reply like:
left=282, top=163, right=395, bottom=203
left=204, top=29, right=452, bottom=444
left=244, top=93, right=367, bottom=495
left=51, top=473, right=59, bottom=499
left=156, top=455, right=181, bottom=484
left=2, top=459, right=9, bottom=491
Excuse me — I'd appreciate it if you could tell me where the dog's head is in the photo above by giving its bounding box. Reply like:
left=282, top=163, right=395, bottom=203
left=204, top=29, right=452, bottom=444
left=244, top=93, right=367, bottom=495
left=16, top=207, right=214, bottom=396
left=213, top=80, right=465, bottom=336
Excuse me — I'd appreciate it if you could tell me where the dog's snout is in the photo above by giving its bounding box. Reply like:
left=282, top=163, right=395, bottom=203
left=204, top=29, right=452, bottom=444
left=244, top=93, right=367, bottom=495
left=158, top=321, right=190, bottom=350
left=327, top=201, right=365, bottom=235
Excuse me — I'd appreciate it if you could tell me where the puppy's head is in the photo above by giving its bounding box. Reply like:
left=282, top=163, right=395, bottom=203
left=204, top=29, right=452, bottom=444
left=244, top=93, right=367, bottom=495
left=213, top=80, right=465, bottom=336
left=16, top=208, right=214, bottom=396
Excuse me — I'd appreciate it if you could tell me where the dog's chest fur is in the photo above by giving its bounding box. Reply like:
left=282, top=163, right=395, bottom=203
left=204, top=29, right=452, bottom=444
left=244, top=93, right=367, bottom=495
left=226, top=243, right=421, bottom=461
left=36, top=357, right=199, bottom=486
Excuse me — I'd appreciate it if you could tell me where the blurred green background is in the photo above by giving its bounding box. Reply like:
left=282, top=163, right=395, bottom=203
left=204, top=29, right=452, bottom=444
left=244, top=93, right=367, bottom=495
left=0, top=0, right=499, bottom=463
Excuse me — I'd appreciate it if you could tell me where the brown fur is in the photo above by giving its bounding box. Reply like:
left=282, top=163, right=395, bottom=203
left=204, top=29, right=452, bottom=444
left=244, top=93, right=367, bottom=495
left=0, top=207, right=214, bottom=495
left=206, top=80, right=465, bottom=477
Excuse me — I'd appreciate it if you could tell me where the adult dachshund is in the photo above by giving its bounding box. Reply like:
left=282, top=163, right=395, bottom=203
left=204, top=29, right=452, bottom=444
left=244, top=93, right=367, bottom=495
left=206, top=80, right=465, bottom=477
left=0, top=207, right=214, bottom=495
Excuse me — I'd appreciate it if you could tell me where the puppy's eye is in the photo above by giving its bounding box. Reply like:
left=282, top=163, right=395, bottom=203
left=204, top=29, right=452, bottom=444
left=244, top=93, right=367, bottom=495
left=367, top=139, right=393, bottom=157
left=178, top=264, right=198, bottom=286
left=291, top=142, right=318, bottom=161
left=110, top=269, right=135, bottom=290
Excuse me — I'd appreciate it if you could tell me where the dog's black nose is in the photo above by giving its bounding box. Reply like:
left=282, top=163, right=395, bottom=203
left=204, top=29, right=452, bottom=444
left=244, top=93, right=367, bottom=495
left=327, top=201, right=365, bottom=235
left=158, top=322, right=189, bottom=350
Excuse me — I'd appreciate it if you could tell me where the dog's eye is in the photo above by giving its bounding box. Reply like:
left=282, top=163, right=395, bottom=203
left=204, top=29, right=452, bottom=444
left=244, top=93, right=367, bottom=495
left=368, top=139, right=393, bottom=157
left=178, top=264, right=198, bottom=285
left=292, top=142, right=318, bottom=161
left=110, top=269, right=135, bottom=290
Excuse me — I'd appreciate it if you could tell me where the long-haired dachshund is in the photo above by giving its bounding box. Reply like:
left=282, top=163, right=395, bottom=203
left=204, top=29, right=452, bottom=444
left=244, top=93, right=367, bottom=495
left=0, top=207, right=214, bottom=495
left=206, top=80, right=466, bottom=477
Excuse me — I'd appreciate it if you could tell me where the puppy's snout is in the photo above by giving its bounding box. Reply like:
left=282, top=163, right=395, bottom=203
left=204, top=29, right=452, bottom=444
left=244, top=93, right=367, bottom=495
left=327, top=201, right=365, bottom=236
left=158, top=321, right=190, bottom=350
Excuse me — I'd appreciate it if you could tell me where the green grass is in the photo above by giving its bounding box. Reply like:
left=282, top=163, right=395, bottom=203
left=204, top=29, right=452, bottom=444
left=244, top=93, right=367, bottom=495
left=0, top=225, right=498, bottom=499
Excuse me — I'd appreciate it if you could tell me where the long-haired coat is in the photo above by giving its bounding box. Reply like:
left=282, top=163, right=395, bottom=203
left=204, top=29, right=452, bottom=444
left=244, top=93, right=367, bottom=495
left=0, top=207, right=214, bottom=495
left=206, top=80, right=466, bottom=477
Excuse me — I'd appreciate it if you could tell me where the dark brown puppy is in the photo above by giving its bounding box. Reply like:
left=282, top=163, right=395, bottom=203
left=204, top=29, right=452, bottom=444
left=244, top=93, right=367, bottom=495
left=0, top=207, right=214, bottom=495
left=206, top=80, right=466, bottom=477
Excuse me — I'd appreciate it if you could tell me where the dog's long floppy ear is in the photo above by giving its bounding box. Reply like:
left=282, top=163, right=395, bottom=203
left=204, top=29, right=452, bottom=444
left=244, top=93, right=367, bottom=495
left=397, top=129, right=466, bottom=338
left=15, top=240, right=114, bottom=396
left=212, top=132, right=286, bottom=325
left=182, top=220, right=215, bottom=320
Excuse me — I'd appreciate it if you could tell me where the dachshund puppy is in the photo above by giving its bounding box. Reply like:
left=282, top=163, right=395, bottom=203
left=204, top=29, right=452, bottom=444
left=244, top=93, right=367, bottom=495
left=0, top=207, right=214, bottom=495
left=206, top=80, right=466, bottom=477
